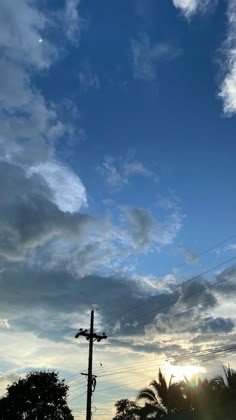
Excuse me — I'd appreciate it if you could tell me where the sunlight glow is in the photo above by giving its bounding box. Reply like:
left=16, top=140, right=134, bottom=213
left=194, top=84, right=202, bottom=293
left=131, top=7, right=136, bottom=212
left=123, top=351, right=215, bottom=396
left=165, top=364, right=206, bottom=383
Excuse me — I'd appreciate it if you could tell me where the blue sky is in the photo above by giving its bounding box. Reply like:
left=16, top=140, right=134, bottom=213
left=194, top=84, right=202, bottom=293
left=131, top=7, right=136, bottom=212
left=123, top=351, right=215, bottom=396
left=1, top=0, right=236, bottom=418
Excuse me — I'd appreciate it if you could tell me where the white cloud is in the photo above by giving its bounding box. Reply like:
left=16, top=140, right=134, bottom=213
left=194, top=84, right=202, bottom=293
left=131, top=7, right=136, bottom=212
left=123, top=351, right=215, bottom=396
left=79, top=70, right=100, bottom=91
left=0, top=1, right=190, bottom=403
left=0, top=58, right=32, bottom=109
left=0, top=161, right=92, bottom=261
left=172, top=0, right=212, bottom=18
left=156, top=190, right=180, bottom=210
left=0, top=0, right=57, bottom=70
left=65, top=0, right=84, bottom=44
left=122, top=206, right=184, bottom=251
left=99, top=156, right=127, bottom=190
left=176, top=247, right=198, bottom=264
left=78, top=59, right=100, bottom=91
left=130, top=33, right=179, bottom=81
left=0, top=93, right=65, bottom=167
left=124, top=161, right=156, bottom=179
left=0, top=319, right=9, bottom=329
left=99, top=155, right=157, bottom=191
left=172, top=0, right=236, bottom=115
left=172, top=0, right=199, bottom=17
left=219, top=0, right=236, bottom=115
left=28, top=161, right=87, bottom=213
left=0, top=1, right=67, bottom=168
left=0, top=0, right=88, bottom=221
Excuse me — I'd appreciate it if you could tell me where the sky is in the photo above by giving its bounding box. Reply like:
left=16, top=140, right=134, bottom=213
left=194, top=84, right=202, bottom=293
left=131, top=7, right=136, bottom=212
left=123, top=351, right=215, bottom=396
left=1, top=0, right=236, bottom=418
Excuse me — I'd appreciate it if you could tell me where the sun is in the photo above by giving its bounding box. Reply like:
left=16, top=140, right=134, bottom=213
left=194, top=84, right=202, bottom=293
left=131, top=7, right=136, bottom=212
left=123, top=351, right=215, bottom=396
left=164, top=364, right=205, bottom=383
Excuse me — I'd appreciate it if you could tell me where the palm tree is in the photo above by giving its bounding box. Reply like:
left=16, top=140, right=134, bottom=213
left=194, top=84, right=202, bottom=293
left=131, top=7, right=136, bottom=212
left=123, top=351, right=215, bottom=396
left=137, top=369, right=186, bottom=417
left=182, top=369, right=236, bottom=420
left=211, top=365, right=236, bottom=419
left=214, top=364, right=236, bottom=390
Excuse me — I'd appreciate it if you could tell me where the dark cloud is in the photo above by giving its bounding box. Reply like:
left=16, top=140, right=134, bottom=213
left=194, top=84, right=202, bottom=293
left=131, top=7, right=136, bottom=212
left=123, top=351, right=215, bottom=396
left=154, top=310, right=234, bottom=337
left=13, top=315, right=76, bottom=343
left=0, top=161, right=92, bottom=261
left=109, top=338, right=182, bottom=356
left=0, top=263, right=180, bottom=343
left=190, top=333, right=222, bottom=344
left=1, top=260, right=236, bottom=357
left=177, top=276, right=217, bottom=309
left=214, top=264, right=236, bottom=293
left=197, top=317, right=234, bottom=334
left=154, top=310, right=194, bottom=334
left=124, top=207, right=156, bottom=250
left=153, top=276, right=231, bottom=336
left=0, top=160, right=184, bottom=274
left=123, top=206, right=183, bottom=251
left=0, top=157, right=235, bottom=356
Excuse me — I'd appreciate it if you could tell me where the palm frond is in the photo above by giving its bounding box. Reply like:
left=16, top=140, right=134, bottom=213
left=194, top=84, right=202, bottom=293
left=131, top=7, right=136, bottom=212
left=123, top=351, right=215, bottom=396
left=137, top=387, right=158, bottom=404
left=223, top=364, right=236, bottom=389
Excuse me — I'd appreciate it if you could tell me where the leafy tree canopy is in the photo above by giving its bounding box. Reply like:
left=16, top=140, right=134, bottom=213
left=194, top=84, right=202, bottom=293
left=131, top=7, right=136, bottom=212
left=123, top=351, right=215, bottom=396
left=0, top=370, right=74, bottom=420
left=113, top=398, right=140, bottom=420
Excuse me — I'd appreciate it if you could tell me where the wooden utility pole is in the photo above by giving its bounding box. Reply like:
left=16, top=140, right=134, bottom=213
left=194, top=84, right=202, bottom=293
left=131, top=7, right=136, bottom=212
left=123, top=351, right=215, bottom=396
left=75, top=310, right=107, bottom=420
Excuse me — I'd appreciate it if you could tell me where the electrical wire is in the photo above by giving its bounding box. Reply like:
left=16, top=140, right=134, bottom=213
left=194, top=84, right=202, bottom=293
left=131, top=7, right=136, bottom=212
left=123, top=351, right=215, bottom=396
left=33, top=233, right=236, bottom=391
left=68, top=281, right=236, bottom=388
left=112, top=234, right=236, bottom=320
left=68, top=389, right=87, bottom=404
left=92, top=286, right=236, bottom=376
left=95, top=344, right=236, bottom=396
left=68, top=344, right=236, bottom=414
left=111, top=258, right=236, bottom=334
left=66, top=237, right=236, bottom=413
left=94, top=342, right=236, bottom=382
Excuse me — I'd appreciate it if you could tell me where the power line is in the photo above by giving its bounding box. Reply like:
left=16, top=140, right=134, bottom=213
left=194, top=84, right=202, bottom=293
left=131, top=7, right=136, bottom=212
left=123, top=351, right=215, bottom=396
left=94, top=341, right=236, bottom=382
left=92, top=284, right=236, bottom=376
left=70, top=345, right=236, bottom=415
left=69, top=389, right=87, bottom=404
left=112, top=234, right=236, bottom=320
left=95, top=343, right=236, bottom=396
left=127, top=280, right=236, bottom=333
left=66, top=276, right=236, bottom=389
left=112, top=257, right=236, bottom=334
left=28, top=233, right=236, bottom=388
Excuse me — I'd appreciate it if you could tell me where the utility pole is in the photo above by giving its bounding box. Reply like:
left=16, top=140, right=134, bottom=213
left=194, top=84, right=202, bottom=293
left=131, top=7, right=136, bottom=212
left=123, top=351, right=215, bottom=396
left=75, top=310, right=107, bottom=420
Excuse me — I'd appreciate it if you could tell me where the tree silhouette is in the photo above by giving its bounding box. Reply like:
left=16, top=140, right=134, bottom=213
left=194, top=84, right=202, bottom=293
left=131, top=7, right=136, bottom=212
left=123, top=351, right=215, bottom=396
left=114, top=365, right=236, bottom=420
left=0, top=371, right=74, bottom=420
left=211, top=365, right=236, bottom=419
left=182, top=368, right=236, bottom=420
left=113, top=398, right=140, bottom=419
left=137, top=369, right=185, bottom=417
left=214, top=364, right=236, bottom=390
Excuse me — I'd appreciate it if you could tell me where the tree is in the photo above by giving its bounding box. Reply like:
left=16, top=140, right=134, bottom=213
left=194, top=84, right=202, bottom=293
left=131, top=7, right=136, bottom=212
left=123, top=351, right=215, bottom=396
left=113, top=398, right=140, bottom=420
left=0, top=371, right=74, bottom=420
left=215, top=364, right=236, bottom=390
left=137, top=369, right=185, bottom=417
left=114, top=365, right=236, bottom=420
left=181, top=367, right=236, bottom=420
left=211, top=365, right=236, bottom=419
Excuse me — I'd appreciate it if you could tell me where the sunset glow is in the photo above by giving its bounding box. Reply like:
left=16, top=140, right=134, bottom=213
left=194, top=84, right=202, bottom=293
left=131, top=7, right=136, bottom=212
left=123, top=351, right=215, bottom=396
left=165, top=364, right=206, bottom=382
